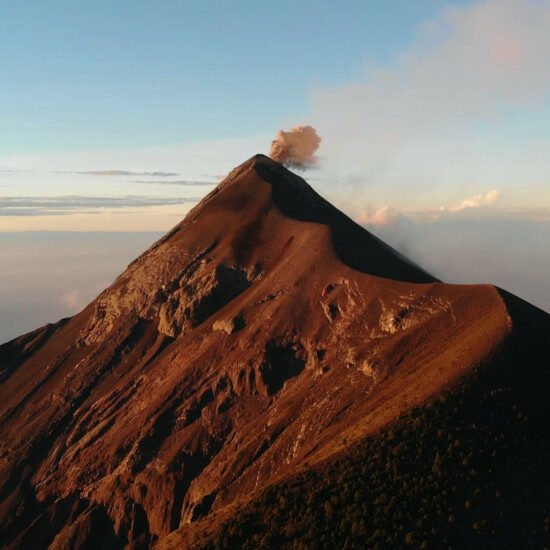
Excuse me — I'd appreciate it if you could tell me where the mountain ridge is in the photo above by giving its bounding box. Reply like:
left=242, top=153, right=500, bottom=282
left=0, top=156, right=546, bottom=549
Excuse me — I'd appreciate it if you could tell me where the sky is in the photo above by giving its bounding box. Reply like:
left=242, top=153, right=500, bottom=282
left=2, top=0, right=451, bottom=153
left=0, top=0, right=549, bottom=342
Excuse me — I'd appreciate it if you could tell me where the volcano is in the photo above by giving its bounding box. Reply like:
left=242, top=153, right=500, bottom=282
left=0, top=155, right=548, bottom=549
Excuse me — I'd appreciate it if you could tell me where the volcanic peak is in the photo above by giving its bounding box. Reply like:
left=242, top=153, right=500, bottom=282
left=2, top=155, right=540, bottom=550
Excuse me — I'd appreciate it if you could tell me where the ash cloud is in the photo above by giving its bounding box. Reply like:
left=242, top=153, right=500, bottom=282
left=269, top=125, right=321, bottom=169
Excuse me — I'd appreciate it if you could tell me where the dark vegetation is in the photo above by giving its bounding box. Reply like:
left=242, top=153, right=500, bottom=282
left=194, top=328, right=549, bottom=549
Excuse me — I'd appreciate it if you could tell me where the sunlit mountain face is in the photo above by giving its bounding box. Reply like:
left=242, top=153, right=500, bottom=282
left=1, top=156, right=548, bottom=549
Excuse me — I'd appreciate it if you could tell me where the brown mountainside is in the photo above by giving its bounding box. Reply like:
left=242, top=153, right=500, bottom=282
left=0, top=155, right=546, bottom=549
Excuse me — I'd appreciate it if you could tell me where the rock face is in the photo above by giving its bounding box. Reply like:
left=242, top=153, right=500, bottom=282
left=0, top=154, right=542, bottom=549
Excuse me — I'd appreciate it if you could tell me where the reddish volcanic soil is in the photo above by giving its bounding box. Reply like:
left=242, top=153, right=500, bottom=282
left=0, top=155, right=545, bottom=549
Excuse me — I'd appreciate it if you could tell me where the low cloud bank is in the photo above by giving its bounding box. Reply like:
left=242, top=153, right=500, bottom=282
left=358, top=214, right=550, bottom=313
left=356, top=205, right=401, bottom=226
left=444, top=189, right=500, bottom=212
left=76, top=170, right=179, bottom=177
left=0, top=195, right=199, bottom=216
left=0, top=232, right=162, bottom=344
left=129, top=179, right=215, bottom=186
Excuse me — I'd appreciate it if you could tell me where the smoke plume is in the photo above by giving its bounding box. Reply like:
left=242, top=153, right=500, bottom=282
left=269, top=125, right=321, bottom=169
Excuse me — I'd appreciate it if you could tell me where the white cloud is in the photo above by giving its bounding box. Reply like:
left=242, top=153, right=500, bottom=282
left=310, top=0, right=550, bottom=209
left=62, top=289, right=89, bottom=311
left=76, top=170, right=179, bottom=176
left=356, top=205, right=400, bottom=226
left=445, top=189, right=501, bottom=212
left=364, top=216, right=550, bottom=314
left=0, top=196, right=199, bottom=218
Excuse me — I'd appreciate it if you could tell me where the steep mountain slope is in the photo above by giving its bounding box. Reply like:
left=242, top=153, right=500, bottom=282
left=161, top=291, right=550, bottom=549
left=0, top=155, right=543, bottom=549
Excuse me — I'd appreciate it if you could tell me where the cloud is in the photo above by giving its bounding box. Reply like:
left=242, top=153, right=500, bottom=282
left=444, top=189, right=501, bottom=212
left=60, top=170, right=180, bottom=176
left=362, top=216, right=550, bottom=313
left=129, top=179, right=216, bottom=186
left=269, top=126, right=322, bottom=169
left=311, top=0, right=550, bottom=179
left=355, top=191, right=538, bottom=233
left=355, top=204, right=550, bottom=313
left=62, top=289, right=89, bottom=310
left=0, top=169, right=34, bottom=174
left=408, top=205, right=550, bottom=224
left=0, top=196, right=199, bottom=216
left=356, top=205, right=401, bottom=226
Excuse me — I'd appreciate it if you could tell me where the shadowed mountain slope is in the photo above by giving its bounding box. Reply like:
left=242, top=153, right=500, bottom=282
left=0, top=155, right=547, bottom=549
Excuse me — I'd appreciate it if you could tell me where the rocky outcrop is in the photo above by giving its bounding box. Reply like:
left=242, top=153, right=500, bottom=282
left=82, top=240, right=258, bottom=345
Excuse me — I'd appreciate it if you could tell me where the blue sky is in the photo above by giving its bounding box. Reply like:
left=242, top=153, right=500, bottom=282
left=1, top=0, right=549, bottom=219
left=1, top=0, right=467, bottom=153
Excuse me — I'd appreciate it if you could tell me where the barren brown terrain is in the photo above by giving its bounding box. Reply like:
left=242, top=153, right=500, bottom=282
left=0, top=155, right=547, bottom=549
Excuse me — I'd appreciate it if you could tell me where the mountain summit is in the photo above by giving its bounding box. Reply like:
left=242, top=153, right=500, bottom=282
left=0, top=156, right=548, bottom=549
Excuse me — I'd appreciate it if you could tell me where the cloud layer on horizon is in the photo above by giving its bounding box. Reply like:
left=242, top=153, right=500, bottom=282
left=0, top=232, right=162, bottom=344
left=356, top=188, right=506, bottom=226
left=0, top=195, right=199, bottom=216
left=71, top=170, right=179, bottom=177
left=444, top=189, right=500, bottom=212
left=129, top=179, right=216, bottom=186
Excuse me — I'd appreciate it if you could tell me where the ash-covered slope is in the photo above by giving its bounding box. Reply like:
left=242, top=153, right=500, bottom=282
left=0, top=155, right=540, bottom=549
